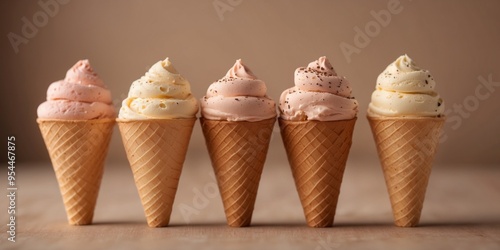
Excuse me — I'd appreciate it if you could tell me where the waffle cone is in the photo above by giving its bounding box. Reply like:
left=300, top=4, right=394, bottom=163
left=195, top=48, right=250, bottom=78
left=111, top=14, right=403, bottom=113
left=117, top=118, right=196, bottom=227
left=200, top=118, right=275, bottom=227
left=37, top=118, right=114, bottom=225
left=367, top=115, right=445, bottom=227
left=279, top=118, right=356, bottom=227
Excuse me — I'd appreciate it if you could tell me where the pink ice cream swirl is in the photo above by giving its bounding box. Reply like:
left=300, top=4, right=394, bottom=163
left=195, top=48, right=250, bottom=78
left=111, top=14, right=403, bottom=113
left=201, top=59, right=277, bottom=122
left=279, top=56, right=358, bottom=121
left=37, top=60, right=116, bottom=120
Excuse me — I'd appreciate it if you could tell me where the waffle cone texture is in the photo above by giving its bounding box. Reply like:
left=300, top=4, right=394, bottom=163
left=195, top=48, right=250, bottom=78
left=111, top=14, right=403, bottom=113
left=200, top=118, right=275, bottom=227
left=37, top=118, right=115, bottom=225
left=367, top=115, right=445, bottom=227
left=117, top=118, right=196, bottom=227
left=279, top=118, right=356, bottom=228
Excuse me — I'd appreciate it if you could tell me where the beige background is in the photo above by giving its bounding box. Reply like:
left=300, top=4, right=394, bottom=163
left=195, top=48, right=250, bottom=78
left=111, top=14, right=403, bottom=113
left=1, top=0, right=499, bottom=166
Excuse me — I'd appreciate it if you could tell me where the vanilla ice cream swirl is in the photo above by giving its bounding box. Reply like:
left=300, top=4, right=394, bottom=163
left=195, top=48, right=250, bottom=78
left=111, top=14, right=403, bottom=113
left=119, top=58, right=199, bottom=119
left=368, top=55, right=444, bottom=117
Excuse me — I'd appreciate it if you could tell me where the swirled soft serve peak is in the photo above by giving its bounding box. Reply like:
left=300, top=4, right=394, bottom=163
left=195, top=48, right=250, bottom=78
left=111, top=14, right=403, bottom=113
left=279, top=56, right=358, bottom=121
left=118, top=58, right=199, bottom=120
left=368, top=54, right=444, bottom=117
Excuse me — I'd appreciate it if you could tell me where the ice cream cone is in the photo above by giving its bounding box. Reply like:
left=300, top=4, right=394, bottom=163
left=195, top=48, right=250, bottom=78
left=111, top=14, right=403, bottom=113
left=37, top=118, right=115, bottom=225
left=367, top=115, right=445, bottom=227
left=200, top=118, right=275, bottom=227
left=117, top=118, right=196, bottom=227
left=279, top=118, right=356, bottom=228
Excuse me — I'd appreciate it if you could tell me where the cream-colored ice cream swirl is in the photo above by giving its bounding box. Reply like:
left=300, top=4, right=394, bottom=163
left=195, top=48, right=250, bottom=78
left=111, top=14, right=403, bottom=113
left=200, top=59, right=276, bottom=122
left=279, top=56, right=358, bottom=121
left=368, top=55, right=444, bottom=117
left=37, top=60, right=116, bottom=120
left=118, top=58, right=199, bottom=119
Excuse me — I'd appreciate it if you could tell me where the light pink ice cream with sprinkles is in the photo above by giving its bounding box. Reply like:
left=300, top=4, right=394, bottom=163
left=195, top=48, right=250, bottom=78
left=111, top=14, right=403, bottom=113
left=279, top=56, right=358, bottom=121
left=201, top=59, right=276, bottom=122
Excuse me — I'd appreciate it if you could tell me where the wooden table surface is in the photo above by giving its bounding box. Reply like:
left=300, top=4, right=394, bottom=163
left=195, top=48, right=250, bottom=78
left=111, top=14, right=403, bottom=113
left=3, top=159, right=500, bottom=250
